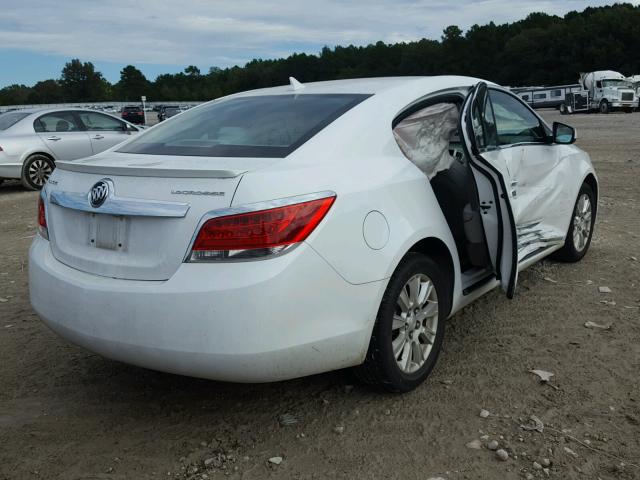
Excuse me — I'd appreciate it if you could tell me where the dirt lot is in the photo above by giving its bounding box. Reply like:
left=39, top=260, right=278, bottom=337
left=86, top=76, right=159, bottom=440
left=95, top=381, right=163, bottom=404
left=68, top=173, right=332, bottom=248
left=0, top=110, right=639, bottom=480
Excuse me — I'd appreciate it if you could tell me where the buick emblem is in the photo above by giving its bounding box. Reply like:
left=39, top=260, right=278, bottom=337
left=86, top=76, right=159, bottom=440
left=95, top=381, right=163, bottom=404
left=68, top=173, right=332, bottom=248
left=89, top=180, right=109, bottom=208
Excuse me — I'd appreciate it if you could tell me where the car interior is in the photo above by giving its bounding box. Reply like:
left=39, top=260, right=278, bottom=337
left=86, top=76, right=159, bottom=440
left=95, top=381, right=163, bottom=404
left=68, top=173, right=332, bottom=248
left=34, top=114, right=78, bottom=133
left=393, top=95, right=492, bottom=284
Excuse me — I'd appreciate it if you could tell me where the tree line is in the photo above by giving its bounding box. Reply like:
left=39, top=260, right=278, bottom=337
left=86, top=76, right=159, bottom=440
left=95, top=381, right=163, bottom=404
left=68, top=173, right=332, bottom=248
left=1, top=3, right=639, bottom=106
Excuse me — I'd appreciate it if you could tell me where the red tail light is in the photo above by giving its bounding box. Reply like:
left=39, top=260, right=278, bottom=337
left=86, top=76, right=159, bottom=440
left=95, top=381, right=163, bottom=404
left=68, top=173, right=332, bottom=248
left=37, top=196, right=49, bottom=239
left=188, top=195, right=335, bottom=262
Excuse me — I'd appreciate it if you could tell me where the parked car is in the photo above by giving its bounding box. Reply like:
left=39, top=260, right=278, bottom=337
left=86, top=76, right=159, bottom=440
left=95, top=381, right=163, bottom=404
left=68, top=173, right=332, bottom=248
left=29, top=77, right=597, bottom=392
left=0, top=108, right=141, bottom=189
left=121, top=105, right=145, bottom=124
left=158, top=105, right=181, bottom=122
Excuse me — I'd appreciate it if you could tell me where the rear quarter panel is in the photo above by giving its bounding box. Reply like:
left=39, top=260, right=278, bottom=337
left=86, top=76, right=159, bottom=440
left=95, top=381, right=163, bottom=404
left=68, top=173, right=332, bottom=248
left=231, top=94, right=462, bottom=292
left=0, top=132, right=55, bottom=164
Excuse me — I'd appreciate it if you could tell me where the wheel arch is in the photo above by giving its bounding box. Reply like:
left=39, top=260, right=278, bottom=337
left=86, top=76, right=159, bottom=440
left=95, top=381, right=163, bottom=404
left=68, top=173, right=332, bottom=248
left=25, top=151, right=56, bottom=163
left=582, top=172, right=599, bottom=223
left=406, top=236, right=455, bottom=316
left=583, top=173, right=598, bottom=205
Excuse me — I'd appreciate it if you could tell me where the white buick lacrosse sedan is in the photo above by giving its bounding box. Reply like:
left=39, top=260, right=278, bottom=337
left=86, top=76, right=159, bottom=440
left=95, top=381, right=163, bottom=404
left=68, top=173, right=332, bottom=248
left=29, top=77, right=597, bottom=392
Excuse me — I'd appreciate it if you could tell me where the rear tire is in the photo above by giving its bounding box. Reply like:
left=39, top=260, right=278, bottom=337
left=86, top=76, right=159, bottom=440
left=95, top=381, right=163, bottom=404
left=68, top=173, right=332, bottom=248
left=551, top=183, right=595, bottom=263
left=21, top=154, right=54, bottom=191
left=560, top=103, right=568, bottom=115
left=354, top=253, right=448, bottom=393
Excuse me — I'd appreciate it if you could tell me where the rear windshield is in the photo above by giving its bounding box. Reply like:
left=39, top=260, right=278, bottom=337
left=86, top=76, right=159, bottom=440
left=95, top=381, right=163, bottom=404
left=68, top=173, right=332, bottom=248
left=117, top=94, right=370, bottom=158
left=0, top=112, right=29, bottom=130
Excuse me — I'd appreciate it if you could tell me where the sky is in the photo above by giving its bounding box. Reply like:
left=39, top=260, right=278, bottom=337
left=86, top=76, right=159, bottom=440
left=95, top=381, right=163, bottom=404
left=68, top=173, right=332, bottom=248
left=0, top=0, right=636, bottom=87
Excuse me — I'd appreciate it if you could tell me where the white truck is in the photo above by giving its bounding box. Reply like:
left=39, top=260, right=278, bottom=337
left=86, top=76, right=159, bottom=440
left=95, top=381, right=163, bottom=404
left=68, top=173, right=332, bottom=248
left=571, top=70, right=637, bottom=113
left=626, top=75, right=640, bottom=109
left=514, top=70, right=638, bottom=114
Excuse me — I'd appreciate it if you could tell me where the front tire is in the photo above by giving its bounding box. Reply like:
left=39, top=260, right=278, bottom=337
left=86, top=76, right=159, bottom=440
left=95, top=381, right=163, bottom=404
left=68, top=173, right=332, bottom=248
left=599, top=100, right=610, bottom=114
left=21, top=154, right=54, bottom=190
left=355, top=253, right=448, bottom=393
left=551, top=183, right=595, bottom=262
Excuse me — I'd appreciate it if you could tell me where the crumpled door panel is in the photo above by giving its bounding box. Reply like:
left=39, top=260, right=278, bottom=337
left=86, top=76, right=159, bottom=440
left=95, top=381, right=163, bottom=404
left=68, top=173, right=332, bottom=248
left=508, top=144, right=572, bottom=258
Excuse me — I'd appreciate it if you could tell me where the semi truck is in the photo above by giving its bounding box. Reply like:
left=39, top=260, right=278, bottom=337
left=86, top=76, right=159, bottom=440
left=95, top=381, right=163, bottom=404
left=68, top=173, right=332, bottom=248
left=512, top=70, right=637, bottom=114
left=627, top=75, right=640, bottom=108
left=577, top=70, right=637, bottom=113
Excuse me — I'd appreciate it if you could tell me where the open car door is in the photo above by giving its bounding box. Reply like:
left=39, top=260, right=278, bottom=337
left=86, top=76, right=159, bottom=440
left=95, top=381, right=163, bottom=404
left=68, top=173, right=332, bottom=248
left=460, top=82, right=519, bottom=298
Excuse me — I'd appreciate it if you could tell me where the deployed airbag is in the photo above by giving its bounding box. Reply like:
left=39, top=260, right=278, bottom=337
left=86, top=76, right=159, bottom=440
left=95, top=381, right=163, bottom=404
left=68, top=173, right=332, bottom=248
left=393, top=103, right=459, bottom=179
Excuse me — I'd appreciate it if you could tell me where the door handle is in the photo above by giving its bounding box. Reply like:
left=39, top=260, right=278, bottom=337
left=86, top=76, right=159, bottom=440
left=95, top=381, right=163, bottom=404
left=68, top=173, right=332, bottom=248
left=46, top=136, right=61, bottom=141
left=92, top=135, right=104, bottom=140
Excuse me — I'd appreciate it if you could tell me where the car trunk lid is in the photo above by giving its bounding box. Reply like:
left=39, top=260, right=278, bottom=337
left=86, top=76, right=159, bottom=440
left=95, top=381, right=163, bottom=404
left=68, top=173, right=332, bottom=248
left=45, top=153, right=277, bottom=280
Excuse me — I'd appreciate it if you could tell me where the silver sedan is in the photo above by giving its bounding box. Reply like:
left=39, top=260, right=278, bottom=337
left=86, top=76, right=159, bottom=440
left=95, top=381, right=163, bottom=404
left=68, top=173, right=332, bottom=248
left=0, top=108, right=141, bottom=190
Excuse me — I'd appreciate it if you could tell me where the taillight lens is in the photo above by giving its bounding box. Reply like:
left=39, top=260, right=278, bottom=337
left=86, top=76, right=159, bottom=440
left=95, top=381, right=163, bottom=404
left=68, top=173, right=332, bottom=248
left=188, top=195, right=335, bottom=262
left=37, top=196, right=49, bottom=240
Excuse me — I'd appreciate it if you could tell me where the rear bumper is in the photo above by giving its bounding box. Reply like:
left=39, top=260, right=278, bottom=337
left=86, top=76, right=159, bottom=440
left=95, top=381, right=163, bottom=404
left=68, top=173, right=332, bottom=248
left=29, top=237, right=384, bottom=382
left=0, top=162, right=22, bottom=179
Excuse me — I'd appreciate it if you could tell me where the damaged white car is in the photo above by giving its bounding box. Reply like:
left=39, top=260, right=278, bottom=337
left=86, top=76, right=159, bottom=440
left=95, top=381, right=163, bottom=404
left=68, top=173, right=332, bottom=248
left=29, top=77, right=597, bottom=392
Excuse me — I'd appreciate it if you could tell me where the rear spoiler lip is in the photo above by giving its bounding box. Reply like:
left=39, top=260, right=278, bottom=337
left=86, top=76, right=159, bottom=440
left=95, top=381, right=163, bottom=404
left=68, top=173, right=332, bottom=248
left=56, top=160, right=246, bottom=179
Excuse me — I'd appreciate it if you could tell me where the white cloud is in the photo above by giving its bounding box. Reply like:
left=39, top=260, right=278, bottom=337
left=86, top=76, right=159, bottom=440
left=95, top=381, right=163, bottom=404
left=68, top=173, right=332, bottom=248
left=0, top=0, right=635, bottom=68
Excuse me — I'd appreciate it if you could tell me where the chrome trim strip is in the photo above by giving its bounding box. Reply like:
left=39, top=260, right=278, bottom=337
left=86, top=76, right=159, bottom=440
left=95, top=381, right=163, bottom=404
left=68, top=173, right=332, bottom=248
left=183, top=190, right=337, bottom=262
left=50, top=190, right=190, bottom=218
left=56, top=160, right=246, bottom=179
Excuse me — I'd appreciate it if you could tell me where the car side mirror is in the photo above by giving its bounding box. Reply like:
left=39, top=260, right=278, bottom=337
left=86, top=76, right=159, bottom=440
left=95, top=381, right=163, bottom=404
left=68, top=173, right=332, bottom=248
left=552, top=122, right=576, bottom=144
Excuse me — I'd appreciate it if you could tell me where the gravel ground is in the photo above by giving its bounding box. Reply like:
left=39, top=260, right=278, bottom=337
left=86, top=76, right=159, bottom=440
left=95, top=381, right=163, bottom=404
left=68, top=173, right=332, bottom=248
left=0, top=110, right=639, bottom=480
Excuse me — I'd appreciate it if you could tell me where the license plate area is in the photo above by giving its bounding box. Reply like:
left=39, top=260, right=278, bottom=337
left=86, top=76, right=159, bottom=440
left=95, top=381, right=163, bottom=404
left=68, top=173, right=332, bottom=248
left=88, top=213, right=128, bottom=250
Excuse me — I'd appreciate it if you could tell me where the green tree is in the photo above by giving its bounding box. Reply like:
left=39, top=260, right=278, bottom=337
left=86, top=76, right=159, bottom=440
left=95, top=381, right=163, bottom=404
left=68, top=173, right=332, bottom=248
left=184, top=65, right=201, bottom=76
left=28, top=80, right=64, bottom=104
left=441, top=25, right=463, bottom=42
left=115, top=65, right=149, bottom=101
left=0, top=84, right=31, bottom=106
left=60, top=59, right=109, bottom=102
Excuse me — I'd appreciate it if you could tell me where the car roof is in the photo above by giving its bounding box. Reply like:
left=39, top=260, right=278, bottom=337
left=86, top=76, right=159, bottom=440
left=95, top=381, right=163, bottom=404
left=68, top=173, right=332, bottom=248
left=8, top=107, right=115, bottom=116
left=0, top=107, right=140, bottom=133
left=230, top=76, right=485, bottom=97
left=209, top=75, right=497, bottom=114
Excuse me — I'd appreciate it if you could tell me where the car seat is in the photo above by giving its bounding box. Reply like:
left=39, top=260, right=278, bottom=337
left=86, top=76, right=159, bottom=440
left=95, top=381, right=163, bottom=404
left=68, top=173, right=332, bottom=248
left=55, top=120, right=70, bottom=132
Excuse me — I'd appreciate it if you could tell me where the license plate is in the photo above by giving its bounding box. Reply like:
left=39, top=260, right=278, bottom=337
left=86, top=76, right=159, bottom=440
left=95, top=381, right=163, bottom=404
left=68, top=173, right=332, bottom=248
left=88, top=214, right=127, bottom=250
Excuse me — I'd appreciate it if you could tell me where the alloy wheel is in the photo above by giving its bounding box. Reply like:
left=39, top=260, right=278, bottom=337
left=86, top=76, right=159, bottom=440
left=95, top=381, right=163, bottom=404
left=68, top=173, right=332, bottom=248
left=572, top=193, right=592, bottom=252
left=28, top=158, right=53, bottom=187
left=392, top=273, right=439, bottom=374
